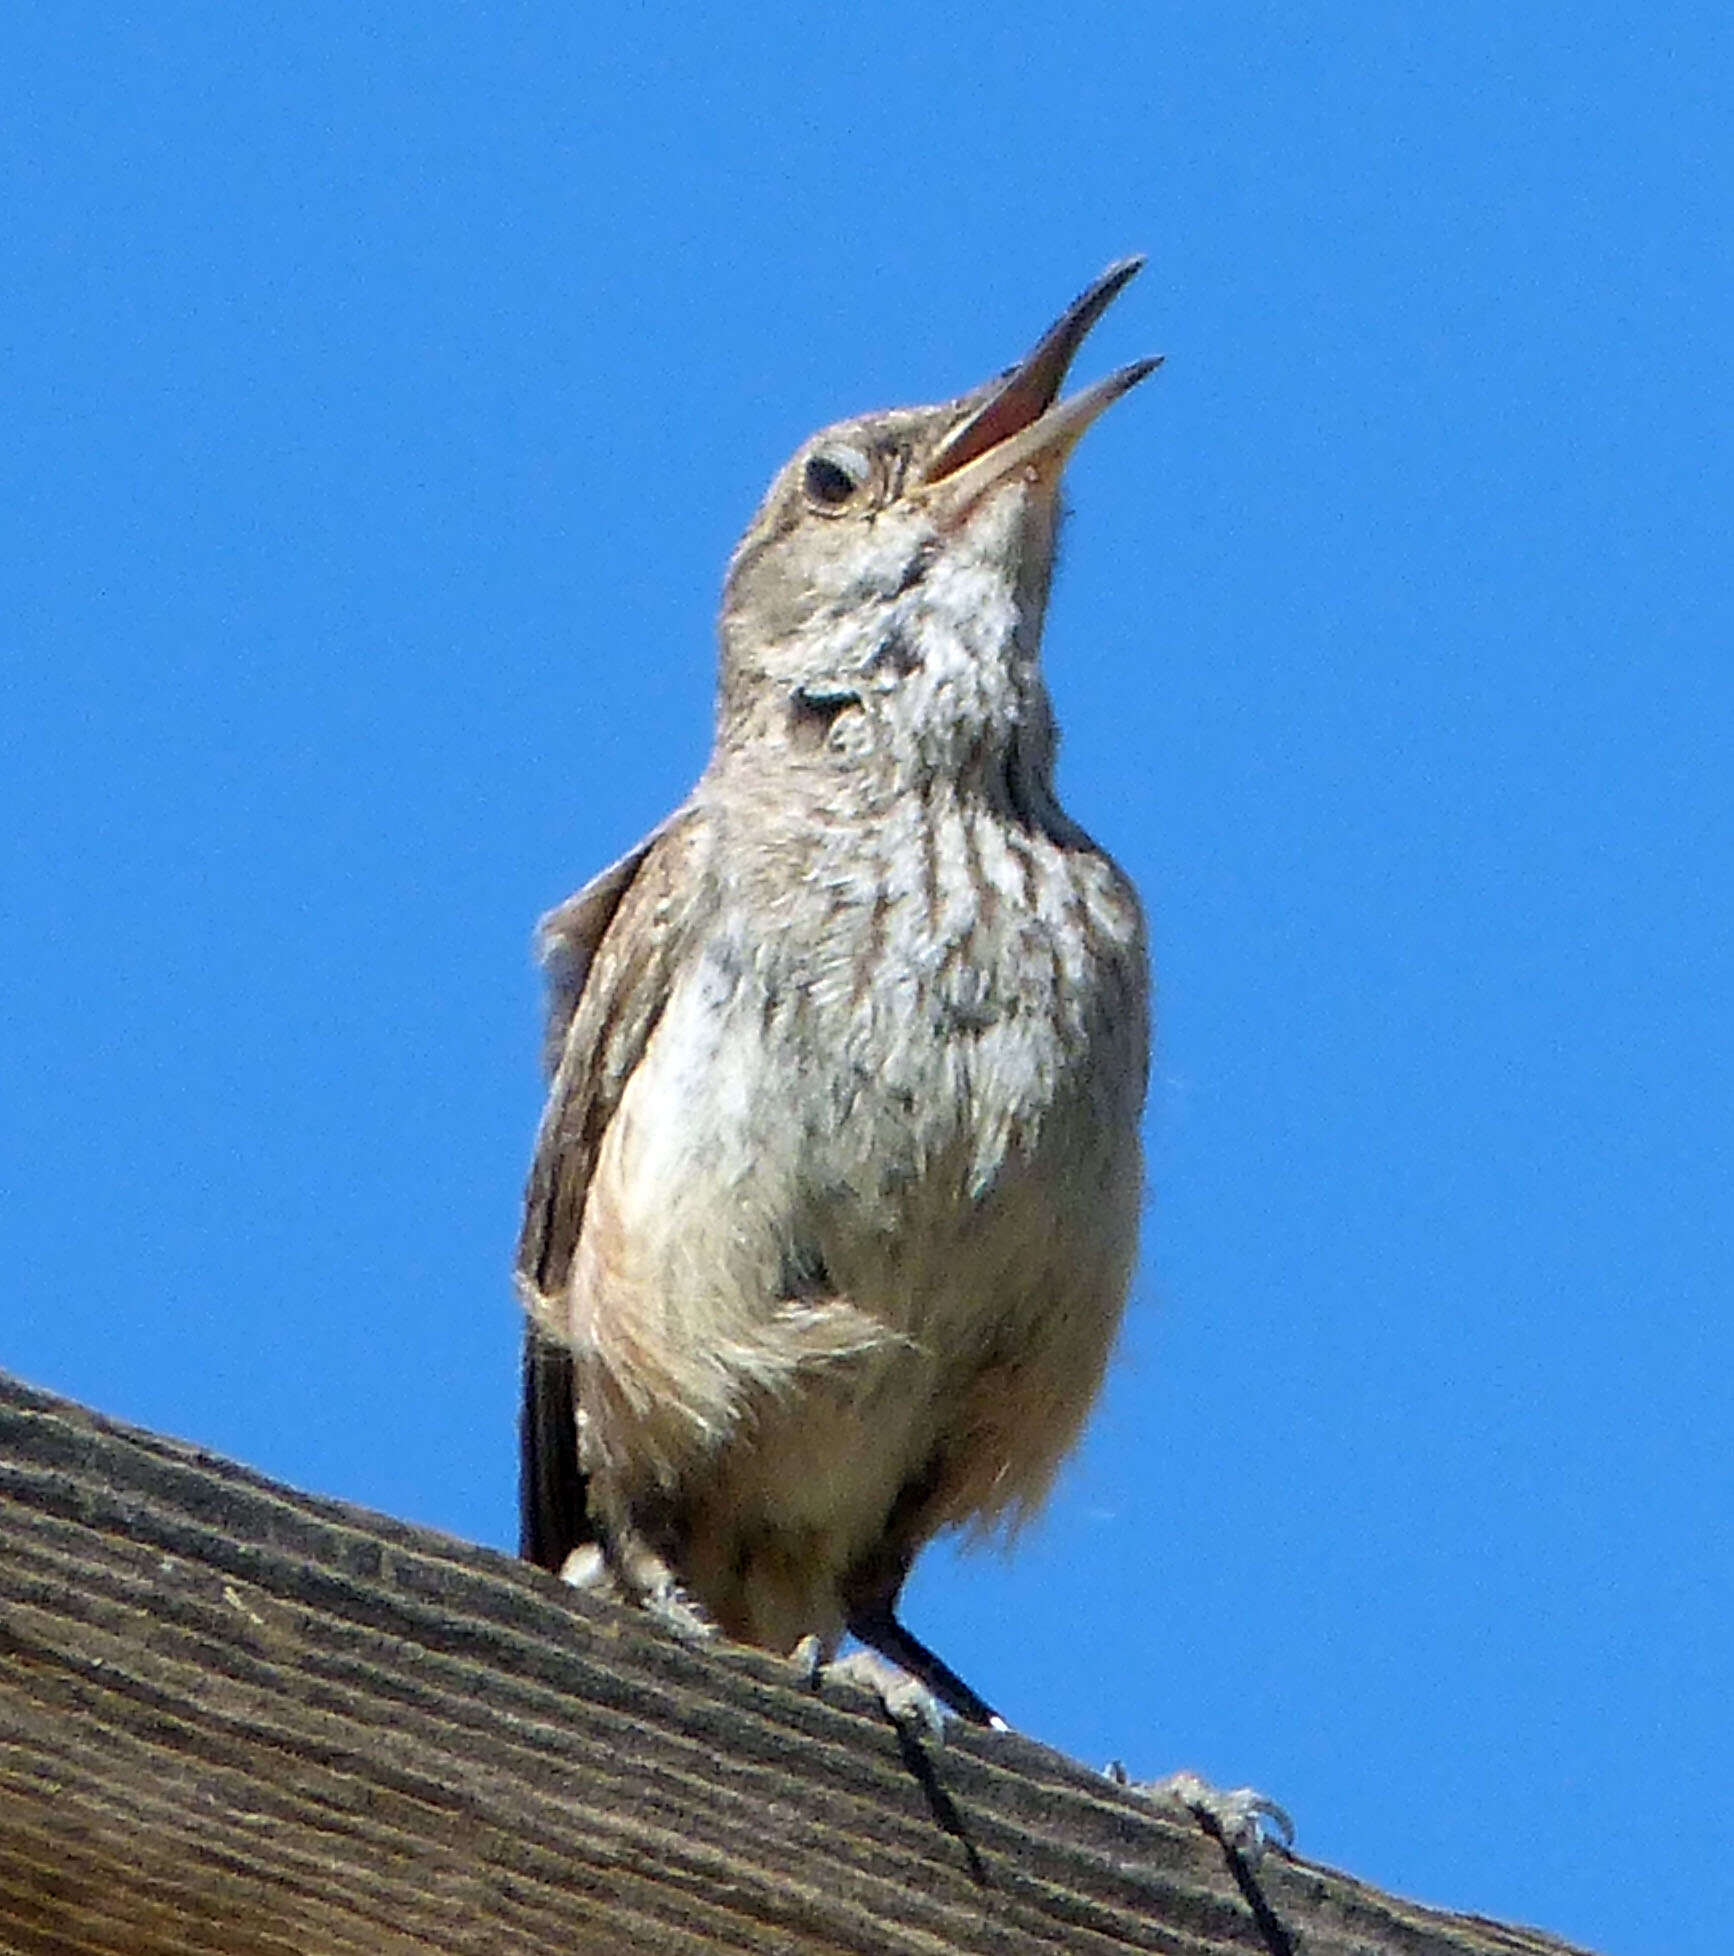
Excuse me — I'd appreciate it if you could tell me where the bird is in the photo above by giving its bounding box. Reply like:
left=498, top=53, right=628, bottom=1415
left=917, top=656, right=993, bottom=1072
left=515, top=257, right=1158, bottom=1731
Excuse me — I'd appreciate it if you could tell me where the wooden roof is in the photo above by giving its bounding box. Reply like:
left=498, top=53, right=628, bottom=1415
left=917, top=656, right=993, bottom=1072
left=0, top=1370, right=1595, bottom=1955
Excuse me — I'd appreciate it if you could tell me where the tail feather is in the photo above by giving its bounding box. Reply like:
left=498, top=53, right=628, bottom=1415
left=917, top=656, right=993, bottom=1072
left=519, top=1331, right=592, bottom=1572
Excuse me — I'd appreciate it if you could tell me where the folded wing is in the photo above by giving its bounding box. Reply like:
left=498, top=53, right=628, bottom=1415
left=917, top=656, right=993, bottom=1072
left=515, top=810, right=711, bottom=1571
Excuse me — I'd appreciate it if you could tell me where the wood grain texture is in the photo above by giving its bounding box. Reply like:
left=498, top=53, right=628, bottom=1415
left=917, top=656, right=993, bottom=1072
left=0, top=1371, right=1596, bottom=1955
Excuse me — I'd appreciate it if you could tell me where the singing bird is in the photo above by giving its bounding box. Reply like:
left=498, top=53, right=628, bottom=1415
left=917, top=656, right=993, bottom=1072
left=517, top=259, right=1157, bottom=1729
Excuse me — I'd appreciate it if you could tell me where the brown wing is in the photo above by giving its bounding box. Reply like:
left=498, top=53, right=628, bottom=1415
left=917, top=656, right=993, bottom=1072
left=515, top=808, right=712, bottom=1570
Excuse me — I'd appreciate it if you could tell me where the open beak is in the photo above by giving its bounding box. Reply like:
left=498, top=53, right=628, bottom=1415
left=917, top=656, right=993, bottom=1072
left=919, top=256, right=1160, bottom=511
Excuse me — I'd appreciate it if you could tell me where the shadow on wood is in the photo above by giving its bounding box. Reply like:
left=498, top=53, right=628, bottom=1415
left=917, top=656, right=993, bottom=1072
left=0, top=1371, right=1596, bottom=1955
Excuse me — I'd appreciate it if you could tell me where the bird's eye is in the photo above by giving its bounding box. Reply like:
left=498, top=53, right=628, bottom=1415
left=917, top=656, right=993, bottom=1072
left=802, top=446, right=869, bottom=511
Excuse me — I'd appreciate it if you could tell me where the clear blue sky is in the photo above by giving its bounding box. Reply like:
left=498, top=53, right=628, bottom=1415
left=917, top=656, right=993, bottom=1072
left=4, top=9, right=1728, bottom=1953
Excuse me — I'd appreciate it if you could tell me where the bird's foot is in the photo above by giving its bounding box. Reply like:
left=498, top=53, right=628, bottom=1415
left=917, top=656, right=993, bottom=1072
left=574, top=1531, right=718, bottom=1645
left=845, top=1603, right=1009, bottom=1730
left=825, top=1649, right=952, bottom=1740
left=1107, top=1763, right=1294, bottom=1864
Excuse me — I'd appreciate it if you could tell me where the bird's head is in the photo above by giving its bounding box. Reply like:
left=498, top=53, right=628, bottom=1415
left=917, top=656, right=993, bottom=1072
left=712, top=259, right=1159, bottom=801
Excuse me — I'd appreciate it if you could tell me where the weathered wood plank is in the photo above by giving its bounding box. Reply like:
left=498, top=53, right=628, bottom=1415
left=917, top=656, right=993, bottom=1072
left=0, top=1372, right=1596, bottom=1955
